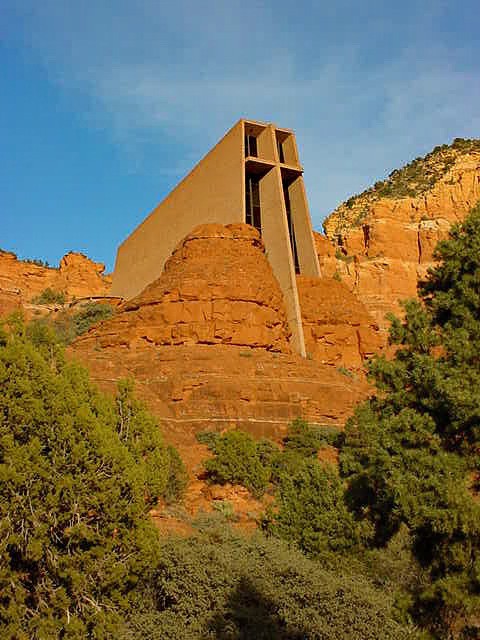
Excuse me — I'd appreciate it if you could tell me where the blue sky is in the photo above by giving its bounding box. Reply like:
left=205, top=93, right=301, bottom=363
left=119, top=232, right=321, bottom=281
left=2, top=1, right=479, bottom=271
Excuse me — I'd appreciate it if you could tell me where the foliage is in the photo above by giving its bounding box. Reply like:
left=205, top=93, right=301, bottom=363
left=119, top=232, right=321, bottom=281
left=204, top=430, right=272, bottom=498
left=212, top=499, right=236, bottom=521
left=31, top=287, right=66, bottom=305
left=203, top=420, right=357, bottom=556
left=340, top=204, right=480, bottom=637
left=0, top=319, right=185, bottom=638
left=202, top=420, right=337, bottom=498
left=114, top=379, right=188, bottom=504
left=370, top=138, right=479, bottom=201
left=120, top=524, right=419, bottom=640
left=195, top=429, right=220, bottom=449
left=23, top=258, right=51, bottom=268
left=283, top=417, right=325, bottom=457
left=28, top=302, right=115, bottom=345
left=69, top=302, right=114, bottom=337
left=263, top=460, right=368, bottom=558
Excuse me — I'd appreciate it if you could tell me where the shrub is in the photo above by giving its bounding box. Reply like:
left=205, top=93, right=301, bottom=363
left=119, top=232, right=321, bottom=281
left=203, top=420, right=338, bottom=499
left=213, top=500, right=235, bottom=520
left=120, top=526, right=419, bottom=639
left=23, top=258, right=50, bottom=268
left=114, top=379, right=187, bottom=504
left=204, top=430, right=271, bottom=497
left=71, top=302, right=114, bottom=335
left=206, top=430, right=271, bottom=496
left=31, top=287, right=66, bottom=305
left=195, top=429, right=220, bottom=449
left=263, top=459, right=367, bottom=557
left=282, top=417, right=325, bottom=457
left=28, top=302, right=115, bottom=346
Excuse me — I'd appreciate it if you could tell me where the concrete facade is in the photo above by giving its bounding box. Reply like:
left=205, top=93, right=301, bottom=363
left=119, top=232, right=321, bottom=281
left=111, top=119, right=320, bottom=356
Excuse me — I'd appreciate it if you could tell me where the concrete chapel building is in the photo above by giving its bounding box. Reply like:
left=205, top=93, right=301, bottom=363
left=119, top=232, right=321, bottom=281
left=111, top=119, right=320, bottom=357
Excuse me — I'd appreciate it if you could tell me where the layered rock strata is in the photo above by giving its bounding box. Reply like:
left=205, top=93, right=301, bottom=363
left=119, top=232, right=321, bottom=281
left=0, top=250, right=112, bottom=317
left=72, top=223, right=381, bottom=437
left=297, top=275, right=383, bottom=369
left=80, top=224, right=291, bottom=352
left=320, top=144, right=480, bottom=327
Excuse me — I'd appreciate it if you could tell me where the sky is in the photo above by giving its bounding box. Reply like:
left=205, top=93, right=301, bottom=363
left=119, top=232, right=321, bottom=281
left=2, top=1, right=479, bottom=271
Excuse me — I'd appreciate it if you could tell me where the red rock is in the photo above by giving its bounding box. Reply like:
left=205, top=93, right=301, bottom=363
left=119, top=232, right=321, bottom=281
left=320, top=150, right=480, bottom=328
left=76, top=223, right=292, bottom=353
left=0, top=250, right=112, bottom=318
left=297, top=275, right=384, bottom=368
left=71, top=224, right=375, bottom=440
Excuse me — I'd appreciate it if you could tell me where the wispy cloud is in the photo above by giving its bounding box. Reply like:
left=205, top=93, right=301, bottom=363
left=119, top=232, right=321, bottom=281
left=4, top=0, right=480, bottom=228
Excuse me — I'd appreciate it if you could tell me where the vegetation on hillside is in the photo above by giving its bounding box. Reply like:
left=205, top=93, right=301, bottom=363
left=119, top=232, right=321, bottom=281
left=200, top=203, right=480, bottom=638
left=325, top=137, right=480, bottom=234
left=0, top=318, right=415, bottom=639
left=121, top=522, right=418, bottom=640
left=29, top=301, right=115, bottom=344
left=3, top=202, right=480, bottom=638
left=0, top=317, right=186, bottom=638
left=200, top=420, right=340, bottom=495
left=31, top=287, right=66, bottom=305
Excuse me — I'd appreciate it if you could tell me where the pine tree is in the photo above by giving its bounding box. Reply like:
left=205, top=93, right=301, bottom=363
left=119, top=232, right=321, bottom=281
left=0, top=317, right=185, bottom=639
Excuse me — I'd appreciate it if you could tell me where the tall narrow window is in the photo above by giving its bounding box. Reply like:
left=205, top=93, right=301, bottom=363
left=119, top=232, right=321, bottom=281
left=283, top=184, right=300, bottom=273
left=245, top=175, right=261, bottom=234
left=244, top=134, right=258, bottom=158
left=277, top=140, right=285, bottom=163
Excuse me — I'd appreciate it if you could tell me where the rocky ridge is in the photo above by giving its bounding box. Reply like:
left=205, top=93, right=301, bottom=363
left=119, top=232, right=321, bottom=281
left=319, top=139, right=480, bottom=327
left=5, top=139, right=478, bottom=525
left=72, top=223, right=381, bottom=437
left=82, top=224, right=292, bottom=353
left=0, top=250, right=112, bottom=317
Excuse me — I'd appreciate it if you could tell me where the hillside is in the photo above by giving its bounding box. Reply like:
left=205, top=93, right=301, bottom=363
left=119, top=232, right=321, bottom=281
left=71, top=223, right=379, bottom=441
left=0, top=249, right=113, bottom=317
left=2, top=139, right=479, bottom=436
left=319, top=138, right=480, bottom=326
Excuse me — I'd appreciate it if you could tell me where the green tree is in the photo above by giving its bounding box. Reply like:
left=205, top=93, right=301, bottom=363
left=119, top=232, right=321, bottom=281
left=114, top=379, right=187, bottom=504
left=31, top=288, right=66, bottom=305
left=282, top=417, right=325, bottom=458
left=204, top=430, right=272, bottom=497
left=121, top=523, right=419, bottom=639
left=28, top=302, right=115, bottom=346
left=340, top=204, right=480, bottom=637
left=263, top=460, right=366, bottom=558
left=0, top=319, right=184, bottom=638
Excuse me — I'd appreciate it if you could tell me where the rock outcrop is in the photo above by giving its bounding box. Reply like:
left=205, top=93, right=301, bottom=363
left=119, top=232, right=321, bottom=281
left=320, top=139, right=480, bottom=328
left=72, top=223, right=380, bottom=438
left=297, top=275, right=383, bottom=369
left=0, top=250, right=112, bottom=317
left=77, top=224, right=291, bottom=353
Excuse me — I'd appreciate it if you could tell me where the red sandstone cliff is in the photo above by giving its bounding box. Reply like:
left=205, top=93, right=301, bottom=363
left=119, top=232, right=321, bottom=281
left=72, top=224, right=381, bottom=437
left=0, top=250, right=112, bottom=316
left=319, top=139, right=480, bottom=328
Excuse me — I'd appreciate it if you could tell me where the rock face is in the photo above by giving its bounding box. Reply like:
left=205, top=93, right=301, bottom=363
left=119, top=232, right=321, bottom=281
left=72, top=342, right=372, bottom=442
left=321, top=141, right=480, bottom=328
left=72, top=223, right=381, bottom=437
left=0, top=250, right=112, bottom=317
left=80, top=224, right=291, bottom=352
left=297, top=275, right=383, bottom=369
